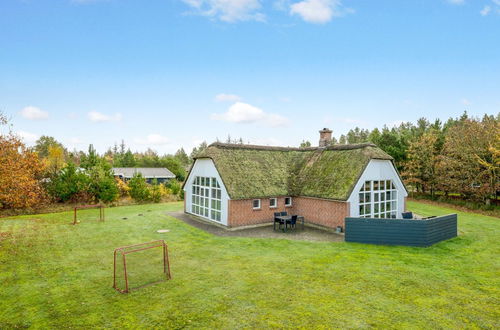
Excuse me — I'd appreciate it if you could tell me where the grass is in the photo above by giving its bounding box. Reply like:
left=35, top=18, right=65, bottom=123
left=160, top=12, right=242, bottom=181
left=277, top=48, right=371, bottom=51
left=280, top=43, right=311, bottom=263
left=0, top=201, right=499, bottom=328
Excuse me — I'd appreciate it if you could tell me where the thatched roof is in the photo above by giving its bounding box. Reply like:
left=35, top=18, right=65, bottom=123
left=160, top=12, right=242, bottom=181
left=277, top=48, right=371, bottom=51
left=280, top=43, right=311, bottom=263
left=192, top=142, right=393, bottom=201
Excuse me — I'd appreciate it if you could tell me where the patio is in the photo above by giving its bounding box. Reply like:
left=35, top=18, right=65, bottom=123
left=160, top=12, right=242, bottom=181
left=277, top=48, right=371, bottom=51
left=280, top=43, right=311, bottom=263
left=167, top=211, right=344, bottom=242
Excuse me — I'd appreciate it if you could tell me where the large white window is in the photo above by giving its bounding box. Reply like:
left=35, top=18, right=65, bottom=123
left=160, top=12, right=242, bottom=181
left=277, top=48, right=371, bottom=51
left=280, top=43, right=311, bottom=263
left=191, top=176, right=222, bottom=222
left=359, top=180, right=397, bottom=218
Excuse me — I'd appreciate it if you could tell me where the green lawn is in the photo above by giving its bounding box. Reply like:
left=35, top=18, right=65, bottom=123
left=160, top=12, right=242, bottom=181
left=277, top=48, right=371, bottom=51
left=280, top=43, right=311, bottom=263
left=0, top=201, right=498, bottom=328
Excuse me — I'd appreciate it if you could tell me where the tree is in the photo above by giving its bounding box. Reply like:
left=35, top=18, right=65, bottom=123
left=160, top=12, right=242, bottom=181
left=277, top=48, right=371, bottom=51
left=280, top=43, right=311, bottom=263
left=403, top=131, right=440, bottom=195
left=300, top=140, right=311, bottom=148
left=0, top=114, right=46, bottom=209
left=436, top=117, right=499, bottom=203
left=80, top=144, right=100, bottom=170
left=44, top=145, right=66, bottom=176
left=190, top=141, right=208, bottom=159
left=47, top=162, right=89, bottom=202
left=175, top=148, right=191, bottom=167
left=87, top=165, right=119, bottom=203
left=34, top=136, right=66, bottom=159
left=128, top=173, right=150, bottom=202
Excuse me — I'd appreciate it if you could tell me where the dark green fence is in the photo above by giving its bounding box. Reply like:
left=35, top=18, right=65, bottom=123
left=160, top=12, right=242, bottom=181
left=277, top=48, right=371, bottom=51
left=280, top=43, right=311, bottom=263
left=345, top=214, right=457, bottom=247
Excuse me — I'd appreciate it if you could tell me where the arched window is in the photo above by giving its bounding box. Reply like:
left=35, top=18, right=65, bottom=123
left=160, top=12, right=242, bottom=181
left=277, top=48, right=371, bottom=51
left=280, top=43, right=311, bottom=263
left=359, top=180, right=397, bottom=218
left=191, top=176, right=222, bottom=221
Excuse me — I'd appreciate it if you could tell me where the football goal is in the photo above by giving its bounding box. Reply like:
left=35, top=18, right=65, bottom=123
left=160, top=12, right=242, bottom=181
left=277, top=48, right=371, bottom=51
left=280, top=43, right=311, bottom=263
left=113, top=240, right=171, bottom=294
left=72, top=204, right=104, bottom=225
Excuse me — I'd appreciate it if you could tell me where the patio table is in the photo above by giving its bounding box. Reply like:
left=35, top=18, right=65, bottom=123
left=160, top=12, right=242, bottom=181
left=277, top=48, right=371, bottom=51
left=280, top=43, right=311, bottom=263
left=275, top=215, right=305, bottom=232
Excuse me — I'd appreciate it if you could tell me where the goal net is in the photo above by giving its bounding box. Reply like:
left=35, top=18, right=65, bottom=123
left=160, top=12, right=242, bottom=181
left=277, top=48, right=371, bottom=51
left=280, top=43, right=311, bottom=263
left=113, top=240, right=171, bottom=293
left=72, top=204, right=104, bottom=225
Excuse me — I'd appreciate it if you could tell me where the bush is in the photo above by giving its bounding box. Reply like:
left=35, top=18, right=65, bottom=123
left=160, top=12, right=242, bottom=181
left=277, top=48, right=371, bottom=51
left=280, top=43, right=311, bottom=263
left=87, top=165, right=119, bottom=203
left=166, top=179, right=181, bottom=196
left=149, top=179, right=162, bottom=203
left=128, top=173, right=150, bottom=202
left=47, top=162, right=89, bottom=202
left=116, top=178, right=130, bottom=198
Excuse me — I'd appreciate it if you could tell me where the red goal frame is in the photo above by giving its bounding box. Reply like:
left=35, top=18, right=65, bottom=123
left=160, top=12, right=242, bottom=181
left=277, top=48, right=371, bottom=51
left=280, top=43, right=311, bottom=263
left=113, top=240, right=171, bottom=294
left=72, top=204, right=104, bottom=225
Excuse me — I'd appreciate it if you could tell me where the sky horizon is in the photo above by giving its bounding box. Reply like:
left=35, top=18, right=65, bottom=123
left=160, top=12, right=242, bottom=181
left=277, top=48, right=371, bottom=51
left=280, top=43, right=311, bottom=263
left=1, top=0, right=499, bottom=154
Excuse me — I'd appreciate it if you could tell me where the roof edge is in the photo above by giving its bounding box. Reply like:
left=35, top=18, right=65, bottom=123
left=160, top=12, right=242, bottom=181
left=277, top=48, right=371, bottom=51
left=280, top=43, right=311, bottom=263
left=204, top=142, right=380, bottom=153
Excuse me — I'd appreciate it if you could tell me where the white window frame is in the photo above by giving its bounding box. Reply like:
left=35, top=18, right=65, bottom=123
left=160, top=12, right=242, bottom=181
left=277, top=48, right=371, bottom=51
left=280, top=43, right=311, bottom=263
left=253, top=199, right=261, bottom=210
left=191, top=176, right=222, bottom=222
left=284, top=197, right=292, bottom=207
left=359, top=180, right=397, bottom=218
left=269, top=198, right=277, bottom=208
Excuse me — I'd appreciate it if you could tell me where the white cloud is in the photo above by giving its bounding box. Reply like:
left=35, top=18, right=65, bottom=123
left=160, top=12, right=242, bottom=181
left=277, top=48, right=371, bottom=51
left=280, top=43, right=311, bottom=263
left=480, top=5, right=491, bottom=15
left=135, top=134, right=170, bottom=145
left=16, top=130, right=38, bottom=143
left=215, top=93, right=241, bottom=102
left=87, top=111, right=122, bottom=122
left=182, top=0, right=264, bottom=22
left=461, top=98, right=471, bottom=106
left=20, top=106, right=49, bottom=120
left=447, top=0, right=465, bottom=4
left=493, top=0, right=500, bottom=5
left=290, top=0, right=352, bottom=24
left=211, top=102, right=289, bottom=127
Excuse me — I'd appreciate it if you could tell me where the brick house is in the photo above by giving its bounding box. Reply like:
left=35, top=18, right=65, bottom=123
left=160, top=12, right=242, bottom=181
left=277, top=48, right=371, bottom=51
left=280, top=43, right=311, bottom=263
left=182, top=129, right=408, bottom=230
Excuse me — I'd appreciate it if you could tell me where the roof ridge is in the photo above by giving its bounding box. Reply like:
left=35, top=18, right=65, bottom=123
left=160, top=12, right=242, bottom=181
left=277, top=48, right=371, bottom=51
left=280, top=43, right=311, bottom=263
left=208, top=142, right=378, bottom=152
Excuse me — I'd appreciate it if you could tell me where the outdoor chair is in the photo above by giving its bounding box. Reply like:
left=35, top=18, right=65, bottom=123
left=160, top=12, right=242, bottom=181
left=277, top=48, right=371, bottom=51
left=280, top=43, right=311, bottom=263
left=280, top=211, right=287, bottom=216
left=402, top=212, right=413, bottom=219
left=274, top=212, right=284, bottom=231
left=286, top=215, right=298, bottom=230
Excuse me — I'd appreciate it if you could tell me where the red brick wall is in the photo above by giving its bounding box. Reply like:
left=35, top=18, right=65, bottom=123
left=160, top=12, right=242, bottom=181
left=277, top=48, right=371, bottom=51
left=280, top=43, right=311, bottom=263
left=228, top=197, right=294, bottom=227
left=228, top=196, right=349, bottom=229
left=293, top=197, right=349, bottom=229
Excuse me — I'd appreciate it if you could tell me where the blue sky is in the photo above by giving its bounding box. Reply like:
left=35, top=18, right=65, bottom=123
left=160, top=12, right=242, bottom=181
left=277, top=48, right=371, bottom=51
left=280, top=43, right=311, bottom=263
left=1, top=0, right=499, bottom=154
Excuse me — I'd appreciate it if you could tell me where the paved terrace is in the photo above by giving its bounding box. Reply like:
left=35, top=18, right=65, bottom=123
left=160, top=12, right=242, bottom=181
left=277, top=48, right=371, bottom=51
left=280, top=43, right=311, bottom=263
left=167, top=211, right=344, bottom=242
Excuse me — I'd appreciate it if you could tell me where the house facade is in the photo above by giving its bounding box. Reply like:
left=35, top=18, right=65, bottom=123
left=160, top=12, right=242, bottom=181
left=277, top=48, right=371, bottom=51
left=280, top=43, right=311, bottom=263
left=113, top=167, right=175, bottom=184
left=182, top=129, right=407, bottom=230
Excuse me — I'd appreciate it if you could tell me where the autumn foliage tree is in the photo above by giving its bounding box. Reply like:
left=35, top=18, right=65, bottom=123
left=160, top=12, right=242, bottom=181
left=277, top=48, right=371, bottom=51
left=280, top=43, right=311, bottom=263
left=0, top=114, right=46, bottom=209
left=436, top=116, right=499, bottom=203
left=403, top=131, right=440, bottom=196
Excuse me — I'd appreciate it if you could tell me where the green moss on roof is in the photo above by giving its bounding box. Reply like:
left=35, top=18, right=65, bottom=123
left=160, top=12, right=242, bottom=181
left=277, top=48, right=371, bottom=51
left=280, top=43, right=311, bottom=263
left=195, top=143, right=392, bottom=200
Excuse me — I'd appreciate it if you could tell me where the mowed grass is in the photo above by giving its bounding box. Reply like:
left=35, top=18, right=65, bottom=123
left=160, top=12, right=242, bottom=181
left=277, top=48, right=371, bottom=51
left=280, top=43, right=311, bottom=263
left=0, top=201, right=498, bottom=329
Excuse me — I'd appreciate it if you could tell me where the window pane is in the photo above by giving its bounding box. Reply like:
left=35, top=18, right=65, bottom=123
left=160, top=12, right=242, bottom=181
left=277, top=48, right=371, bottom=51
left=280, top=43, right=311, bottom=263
left=374, top=193, right=379, bottom=202
left=359, top=205, right=365, bottom=215
left=365, top=181, right=371, bottom=191
left=380, top=181, right=385, bottom=190
left=365, top=204, right=371, bottom=214
left=359, top=193, right=365, bottom=203
left=365, top=193, right=371, bottom=203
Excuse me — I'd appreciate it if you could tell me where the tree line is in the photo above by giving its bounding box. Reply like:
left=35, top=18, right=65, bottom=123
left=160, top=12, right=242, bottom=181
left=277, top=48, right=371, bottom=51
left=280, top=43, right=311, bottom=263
left=301, top=112, right=499, bottom=205
left=1, top=111, right=498, bottom=210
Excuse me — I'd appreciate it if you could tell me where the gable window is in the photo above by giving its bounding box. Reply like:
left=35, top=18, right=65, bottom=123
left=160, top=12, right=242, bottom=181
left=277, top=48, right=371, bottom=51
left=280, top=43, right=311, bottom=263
left=359, top=180, right=397, bottom=218
left=269, top=198, right=277, bottom=208
left=253, top=199, right=261, bottom=210
left=191, top=176, right=222, bottom=222
left=284, top=197, right=292, bottom=207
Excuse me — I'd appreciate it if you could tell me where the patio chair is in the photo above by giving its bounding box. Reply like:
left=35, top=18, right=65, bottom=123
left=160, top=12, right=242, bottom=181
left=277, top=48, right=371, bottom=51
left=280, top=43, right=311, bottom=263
left=402, top=212, right=413, bottom=219
left=286, top=215, right=298, bottom=230
left=274, top=212, right=284, bottom=231
left=280, top=211, right=287, bottom=216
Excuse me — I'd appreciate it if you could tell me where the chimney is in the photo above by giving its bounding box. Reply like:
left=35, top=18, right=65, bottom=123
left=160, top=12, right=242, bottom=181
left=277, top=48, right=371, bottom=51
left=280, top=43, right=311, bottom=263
left=319, top=128, right=333, bottom=147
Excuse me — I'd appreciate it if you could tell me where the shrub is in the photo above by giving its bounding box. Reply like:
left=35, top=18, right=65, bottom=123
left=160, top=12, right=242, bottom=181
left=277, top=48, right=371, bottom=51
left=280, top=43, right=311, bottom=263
left=116, top=178, right=130, bottom=198
left=149, top=179, right=162, bottom=203
left=47, top=162, right=89, bottom=202
left=87, top=165, right=119, bottom=203
left=166, top=179, right=181, bottom=196
left=128, top=173, right=150, bottom=202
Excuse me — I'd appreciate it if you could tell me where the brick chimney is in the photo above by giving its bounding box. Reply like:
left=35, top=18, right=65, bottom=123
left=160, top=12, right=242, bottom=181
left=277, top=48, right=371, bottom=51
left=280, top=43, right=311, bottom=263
left=319, top=128, right=333, bottom=147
